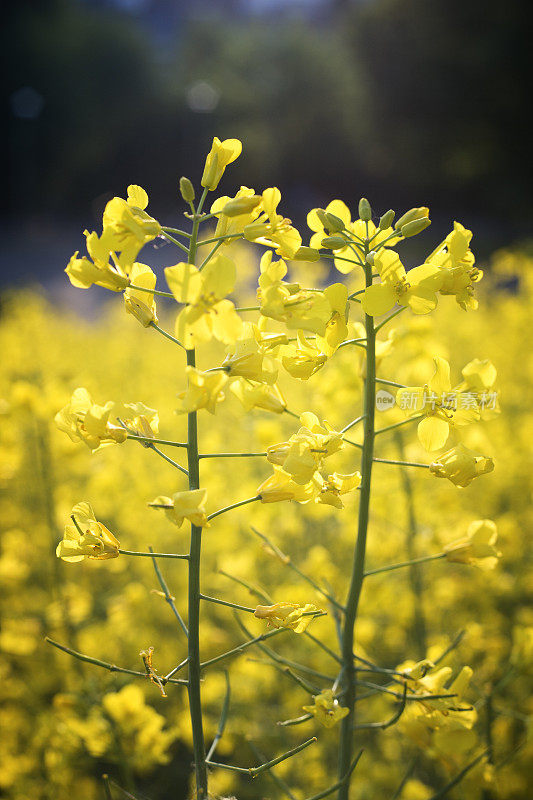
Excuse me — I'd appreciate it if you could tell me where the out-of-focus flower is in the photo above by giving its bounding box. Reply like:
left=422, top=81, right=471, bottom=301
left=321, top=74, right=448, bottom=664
left=253, top=601, right=320, bottom=633
left=230, top=378, right=286, bottom=413
left=429, top=444, right=494, bottom=487
left=444, top=520, right=501, bottom=569
left=176, top=367, right=228, bottom=414
left=313, top=471, right=361, bottom=508
left=124, top=263, right=158, bottom=327
left=303, top=689, right=349, bottom=728
left=281, top=332, right=327, bottom=380
left=257, top=466, right=317, bottom=503
left=150, top=489, right=209, bottom=528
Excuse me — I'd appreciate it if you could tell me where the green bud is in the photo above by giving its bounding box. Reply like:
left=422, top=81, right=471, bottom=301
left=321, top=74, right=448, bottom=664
left=292, top=246, right=321, bottom=262
left=325, top=212, right=345, bottom=233
left=179, top=177, right=195, bottom=204
left=243, top=222, right=270, bottom=242
left=320, top=235, right=346, bottom=250
left=401, top=218, right=431, bottom=238
left=395, top=207, right=429, bottom=229
left=220, top=196, right=261, bottom=217
left=358, top=197, right=372, bottom=222
left=379, top=209, right=395, bottom=230
left=365, top=251, right=376, bottom=266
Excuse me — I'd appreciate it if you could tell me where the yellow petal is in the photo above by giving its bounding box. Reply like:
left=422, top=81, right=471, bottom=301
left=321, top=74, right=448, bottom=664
left=165, top=263, right=202, bottom=304
left=417, top=415, right=450, bottom=451
left=361, top=283, right=396, bottom=316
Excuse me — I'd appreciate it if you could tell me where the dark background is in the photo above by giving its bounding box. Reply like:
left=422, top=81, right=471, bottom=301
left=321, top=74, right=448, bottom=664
left=2, top=0, right=531, bottom=287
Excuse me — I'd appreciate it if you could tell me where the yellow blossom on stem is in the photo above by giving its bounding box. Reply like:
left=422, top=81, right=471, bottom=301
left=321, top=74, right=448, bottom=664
left=313, top=471, right=362, bottom=509
left=210, top=186, right=263, bottom=240
left=281, top=331, right=327, bottom=379
left=316, top=283, right=349, bottom=356
left=230, top=378, right=286, bottom=414
left=303, top=689, right=349, bottom=728
left=124, top=263, right=158, bottom=327
left=165, top=256, right=243, bottom=347
left=253, top=601, right=320, bottom=633
left=222, top=323, right=279, bottom=384
left=55, top=388, right=158, bottom=451
left=455, top=358, right=500, bottom=419
left=56, top=502, right=119, bottom=562
left=267, top=414, right=343, bottom=484
left=244, top=187, right=302, bottom=259
left=150, top=489, right=209, bottom=528
left=257, top=466, right=317, bottom=503
left=426, top=222, right=482, bottom=310
left=176, top=367, right=228, bottom=414
left=396, top=357, right=480, bottom=451
left=429, top=443, right=495, bottom=487
left=201, top=137, right=242, bottom=191
left=444, top=519, right=501, bottom=569
left=65, top=245, right=129, bottom=292
left=102, top=185, right=161, bottom=266
left=361, top=249, right=444, bottom=317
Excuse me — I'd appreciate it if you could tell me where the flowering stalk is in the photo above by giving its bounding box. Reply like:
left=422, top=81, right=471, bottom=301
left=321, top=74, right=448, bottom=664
left=337, top=227, right=376, bottom=799
left=186, top=187, right=209, bottom=799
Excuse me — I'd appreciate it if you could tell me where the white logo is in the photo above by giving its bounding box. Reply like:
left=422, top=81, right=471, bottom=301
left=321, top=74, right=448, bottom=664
left=376, top=389, right=395, bottom=411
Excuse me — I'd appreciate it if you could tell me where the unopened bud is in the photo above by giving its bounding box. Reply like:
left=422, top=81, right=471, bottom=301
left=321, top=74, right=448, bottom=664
left=320, top=235, right=346, bottom=250
left=395, top=207, right=429, bottom=230
left=358, top=198, right=372, bottom=222
left=401, top=218, right=431, bottom=238
left=316, top=210, right=345, bottom=233
left=293, top=246, right=321, bottom=262
left=379, top=209, right=395, bottom=230
left=365, top=251, right=376, bottom=266
left=220, top=195, right=261, bottom=217
left=244, top=222, right=270, bottom=242
left=179, top=177, right=195, bottom=204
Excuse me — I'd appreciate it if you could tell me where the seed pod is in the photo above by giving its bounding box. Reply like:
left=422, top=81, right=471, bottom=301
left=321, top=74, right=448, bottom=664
left=379, top=209, right=395, bottom=230
left=358, top=198, right=372, bottom=222
left=401, top=218, right=431, bottom=237
left=179, top=177, right=195, bottom=204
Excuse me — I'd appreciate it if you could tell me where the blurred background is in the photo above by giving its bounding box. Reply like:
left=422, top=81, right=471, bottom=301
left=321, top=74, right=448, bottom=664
left=2, top=0, right=531, bottom=291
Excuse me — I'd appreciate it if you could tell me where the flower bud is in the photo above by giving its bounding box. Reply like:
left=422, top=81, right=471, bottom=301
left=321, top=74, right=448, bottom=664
left=320, top=235, right=346, bottom=250
left=317, top=210, right=345, bottom=233
left=401, top=218, right=431, bottom=238
left=358, top=198, right=372, bottom=222
left=220, top=195, right=261, bottom=217
left=179, top=177, right=195, bottom=204
left=395, top=207, right=429, bottom=230
left=365, top=251, right=376, bottom=266
left=379, top=209, right=395, bottom=230
left=244, top=222, right=270, bottom=242
left=293, top=246, right=321, bottom=262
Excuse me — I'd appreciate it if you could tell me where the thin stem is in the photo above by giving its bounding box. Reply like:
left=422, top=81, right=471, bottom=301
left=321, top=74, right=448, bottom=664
left=303, top=751, right=363, bottom=800
left=250, top=738, right=317, bottom=778
left=162, top=226, right=192, bottom=238
left=119, top=549, right=189, bottom=560
left=427, top=752, right=487, bottom=800
left=186, top=186, right=209, bottom=800
left=374, top=306, right=407, bottom=333
left=200, top=627, right=287, bottom=669
left=129, top=284, right=175, bottom=298
left=207, top=496, right=261, bottom=522
left=199, top=452, right=266, bottom=459
left=45, top=637, right=187, bottom=685
left=341, top=414, right=366, bottom=435
left=149, top=548, right=189, bottom=637
left=337, top=235, right=375, bottom=800
left=375, top=377, right=406, bottom=388
left=150, top=444, right=189, bottom=476
left=375, top=415, right=423, bottom=436
left=248, top=741, right=298, bottom=800
left=373, top=457, right=429, bottom=469
left=364, top=552, right=446, bottom=577
left=198, top=239, right=223, bottom=271
left=150, top=322, right=186, bottom=350
left=162, top=230, right=190, bottom=254
left=235, top=305, right=261, bottom=312
left=337, top=337, right=367, bottom=350
left=219, top=569, right=273, bottom=604
left=206, top=671, right=231, bottom=761
left=200, top=594, right=256, bottom=613
left=164, top=656, right=189, bottom=681
left=197, top=232, right=242, bottom=247
left=127, top=434, right=188, bottom=448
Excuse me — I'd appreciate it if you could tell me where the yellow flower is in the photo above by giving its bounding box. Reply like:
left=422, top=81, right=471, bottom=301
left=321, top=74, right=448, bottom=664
left=176, top=367, right=228, bottom=414
left=150, top=489, right=209, bottom=528
left=253, top=601, right=320, bottom=633
left=426, top=222, right=482, bottom=310
left=201, top=137, right=242, bottom=190
left=313, top=471, right=361, bottom=509
left=257, top=466, right=317, bottom=503
left=222, top=323, right=279, bottom=384
left=455, top=358, right=500, bottom=419
left=124, top=263, right=158, bottom=327
left=316, top=283, right=349, bottom=356
left=230, top=378, right=286, bottom=414
left=302, top=689, right=349, bottom=728
left=65, top=246, right=129, bottom=292
left=396, top=357, right=480, bottom=451
left=281, top=331, right=327, bottom=379
left=444, top=520, right=501, bottom=569
left=56, top=502, right=119, bottom=562
left=102, top=185, right=161, bottom=267
left=267, top=414, right=343, bottom=484
left=244, top=187, right=302, bottom=258
left=361, top=249, right=443, bottom=317
left=55, top=388, right=158, bottom=451
left=165, top=256, right=243, bottom=347
left=429, top=444, right=494, bottom=487
left=210, top=186, right=263, bottom=240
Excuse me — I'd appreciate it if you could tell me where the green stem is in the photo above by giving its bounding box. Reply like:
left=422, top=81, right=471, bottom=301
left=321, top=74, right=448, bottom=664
left=119, top=549, right=189, bottom=559
left=199, top=452, right=266, bottom=459
left=364, top=552, right=446, bottom=577
left=373, top=457, right=429, bottom=469
left=149, top=547, right=188, bottom=637
left=207, top=496, right=261, bottom=521
left=129, top=284, right=174, bottom=298
left=162, top=226, right=192, bottom=238
left=374, top=306, right=407, bottom=333
left=337, top=236, right=375, bottom=800
left=375, top=377, right=406, bottom=388
left=163, top=231, right=190, bottom=254
left=375, top=415, right=424, bottom=436
left=186, top=187, right=209, bottom=800
left=127, top=434, right=188, bottom=448
left=199, top=594, right=256, bottom=613
left=198, top=239, right=223, bottom=271
left=150, top=322, right=186, bottom=350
